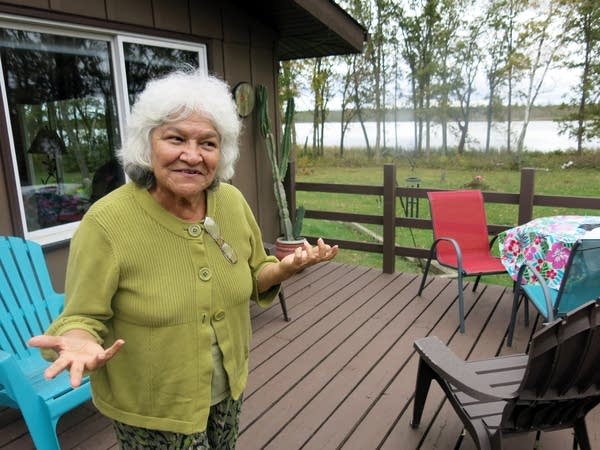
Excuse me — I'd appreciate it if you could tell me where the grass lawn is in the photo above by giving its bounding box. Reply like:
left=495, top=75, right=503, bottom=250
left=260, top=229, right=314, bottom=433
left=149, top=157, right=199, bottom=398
left=294, top=149, right=600, bottom=286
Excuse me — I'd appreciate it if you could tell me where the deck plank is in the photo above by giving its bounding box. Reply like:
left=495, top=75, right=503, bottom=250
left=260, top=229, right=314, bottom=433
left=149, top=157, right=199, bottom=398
left=239, top=272, right=413, bottom=448
left=297, top=277, right=457, bottom=450
left=1, top=263, right=599, bottom=450
left=255, top=273, right=424, bottom=449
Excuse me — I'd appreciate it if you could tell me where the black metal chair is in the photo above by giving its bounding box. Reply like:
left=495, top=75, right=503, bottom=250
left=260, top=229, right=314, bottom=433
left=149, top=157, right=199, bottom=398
left=264, top=242, right=290, bottom=321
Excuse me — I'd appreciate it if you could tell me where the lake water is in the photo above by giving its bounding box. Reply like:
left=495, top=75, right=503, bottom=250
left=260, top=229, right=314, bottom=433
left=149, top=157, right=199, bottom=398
left=294, top=120, right=600, bottom=152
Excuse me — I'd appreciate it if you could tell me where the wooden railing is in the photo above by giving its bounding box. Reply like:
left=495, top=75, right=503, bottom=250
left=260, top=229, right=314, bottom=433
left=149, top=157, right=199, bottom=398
left=286, top=162, right=600, bottom=274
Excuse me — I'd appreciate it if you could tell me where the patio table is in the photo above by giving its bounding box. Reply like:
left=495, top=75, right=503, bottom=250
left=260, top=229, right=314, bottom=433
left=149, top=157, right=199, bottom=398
left=498, top=215, right=600, bottom=289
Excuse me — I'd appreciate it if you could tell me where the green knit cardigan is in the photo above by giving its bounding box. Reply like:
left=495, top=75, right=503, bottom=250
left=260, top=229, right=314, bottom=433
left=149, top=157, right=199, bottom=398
left=45, top=182, right=279, bottom=434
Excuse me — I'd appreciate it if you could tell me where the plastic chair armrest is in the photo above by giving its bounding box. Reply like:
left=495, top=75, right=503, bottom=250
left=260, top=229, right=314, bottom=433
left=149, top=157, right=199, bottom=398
left=414, top=336, right=516, bottom=402
left=0, top=350, right=32, bottom=401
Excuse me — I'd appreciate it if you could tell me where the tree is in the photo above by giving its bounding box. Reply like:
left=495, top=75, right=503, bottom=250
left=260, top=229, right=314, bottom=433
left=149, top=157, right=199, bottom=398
left=397, top=0, right=442, bottom=154
left=482, top=0, right=511, bottom=152
left=557, top=0, right=600, bottom=153
left=278, top=60, right=304, bottom=154
left=502, top=0, right=528, bottom=153
left=448, top=9, right=485, bottom=154
left=309, top=57, right=333, bottom=157
left=337, top=54, right=359, bottom=157
left=430, top=0, right=464, bottom=155
left=515, top=0, right=570, bottom=153
left=341, top=0, right=378, bottom=158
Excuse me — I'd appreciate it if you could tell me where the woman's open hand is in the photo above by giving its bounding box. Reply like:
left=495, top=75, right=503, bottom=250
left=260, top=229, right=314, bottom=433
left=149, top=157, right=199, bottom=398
left=28, top=330, right=124, bottom=388
left=279, top=238, right=338, bottom=274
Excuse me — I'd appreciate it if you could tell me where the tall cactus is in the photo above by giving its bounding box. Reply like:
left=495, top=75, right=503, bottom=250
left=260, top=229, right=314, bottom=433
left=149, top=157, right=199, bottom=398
left=256, top=84, right=296, bottom=241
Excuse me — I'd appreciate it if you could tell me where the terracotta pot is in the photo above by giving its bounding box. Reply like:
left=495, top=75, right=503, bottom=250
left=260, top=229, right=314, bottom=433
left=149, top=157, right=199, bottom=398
left=274, top=237, right=305, bottom=260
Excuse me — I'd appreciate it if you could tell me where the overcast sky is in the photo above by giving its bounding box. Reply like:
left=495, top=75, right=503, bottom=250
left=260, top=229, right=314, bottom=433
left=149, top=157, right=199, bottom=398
left=295, top=64, right=579, bottom=112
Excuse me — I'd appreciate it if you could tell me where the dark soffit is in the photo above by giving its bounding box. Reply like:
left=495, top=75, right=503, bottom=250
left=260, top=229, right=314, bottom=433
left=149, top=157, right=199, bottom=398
left=233, top=0, right=367, bottom=60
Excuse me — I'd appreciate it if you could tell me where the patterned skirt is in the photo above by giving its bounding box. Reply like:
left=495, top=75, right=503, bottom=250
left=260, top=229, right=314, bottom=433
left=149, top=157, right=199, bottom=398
left=113, top=396, right=243, bottom=450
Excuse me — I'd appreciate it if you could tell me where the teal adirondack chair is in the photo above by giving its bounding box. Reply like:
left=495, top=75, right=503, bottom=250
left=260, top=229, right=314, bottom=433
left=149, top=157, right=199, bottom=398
left=0, top=236, right=91, bottom=450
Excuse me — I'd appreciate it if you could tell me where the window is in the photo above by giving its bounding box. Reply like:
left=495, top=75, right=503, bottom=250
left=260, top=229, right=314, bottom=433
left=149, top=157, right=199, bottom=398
left=120, top=38, right=203, bottom=107
left=0, top=19, right=206, bottom=244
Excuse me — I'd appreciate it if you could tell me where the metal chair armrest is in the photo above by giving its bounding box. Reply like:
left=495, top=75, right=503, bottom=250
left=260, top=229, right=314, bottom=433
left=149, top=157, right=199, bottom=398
left=516, top=261, right=555, bottom=322
left=432, top=236, right=464, bottom=274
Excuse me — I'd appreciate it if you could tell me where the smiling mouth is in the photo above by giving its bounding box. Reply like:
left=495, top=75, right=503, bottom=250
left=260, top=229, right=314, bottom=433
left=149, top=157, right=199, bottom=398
left=175, top=169, right=204, bottom=175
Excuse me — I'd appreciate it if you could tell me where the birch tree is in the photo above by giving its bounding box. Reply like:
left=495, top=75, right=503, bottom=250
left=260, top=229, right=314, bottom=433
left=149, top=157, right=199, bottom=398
left=397, top=0, right=441, bottom=154
left=515, top=0, right=570, bottom=153
left=448, top=10, right=485, bottom=154
left=557, top=0, right=600, bottom=152
left=482, top=0, right=510, bottom=152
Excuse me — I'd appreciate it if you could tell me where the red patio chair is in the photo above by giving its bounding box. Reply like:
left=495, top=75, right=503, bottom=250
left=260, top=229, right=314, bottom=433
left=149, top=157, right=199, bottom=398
left=417, top=190, right=507, bottom=333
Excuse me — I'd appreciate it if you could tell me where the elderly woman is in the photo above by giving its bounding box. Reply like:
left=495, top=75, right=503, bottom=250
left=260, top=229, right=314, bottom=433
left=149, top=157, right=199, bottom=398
left=29, top=70, right=337, bottom=449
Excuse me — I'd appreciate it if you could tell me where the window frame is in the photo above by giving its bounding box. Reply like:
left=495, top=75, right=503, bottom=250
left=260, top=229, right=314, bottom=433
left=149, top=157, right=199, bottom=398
left=0, top=14, right=207, bottom=245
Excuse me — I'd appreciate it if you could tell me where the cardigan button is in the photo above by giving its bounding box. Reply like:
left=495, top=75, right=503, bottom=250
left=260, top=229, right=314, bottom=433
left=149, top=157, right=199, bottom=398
left=213, top=310, right=226, bottom=321
left=188, top=224, right=202, bottom=237
left=199, top=267, right=212, bottom=281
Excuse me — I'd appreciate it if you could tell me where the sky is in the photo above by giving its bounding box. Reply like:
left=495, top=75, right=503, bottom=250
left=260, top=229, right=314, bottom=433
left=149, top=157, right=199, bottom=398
left=295, top=64, right=580, bottom=112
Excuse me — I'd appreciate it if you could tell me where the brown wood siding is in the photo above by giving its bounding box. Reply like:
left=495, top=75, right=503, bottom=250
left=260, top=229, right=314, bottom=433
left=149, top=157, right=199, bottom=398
left=0, top=167, right=13, bottom=233
left=0, top=0, right=48, bottom=9
left=48, top=0, right=107, bottom=18
left=207, top=38, right=226, bottom=78
left=44, top=245, right=69, bottom=291
left=251, top=45, right=279, bottom=241
left=221, top=3, right=251, bottom=45
left=106, top=0, right=154, bottom=27
left=225, top=42, right=256, bottom=204
left=189, top=2, right=222, bottom=39
left=153, top=0, right=190, bottom=33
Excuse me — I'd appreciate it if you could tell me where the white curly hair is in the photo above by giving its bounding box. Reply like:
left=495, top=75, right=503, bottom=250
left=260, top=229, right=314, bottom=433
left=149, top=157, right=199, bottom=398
left=118, top=69, right=241, bottom=188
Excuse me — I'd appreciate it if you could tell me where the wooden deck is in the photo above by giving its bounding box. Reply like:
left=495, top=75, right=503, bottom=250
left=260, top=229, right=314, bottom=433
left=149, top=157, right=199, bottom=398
left=2, top=261, right=600, bottom=449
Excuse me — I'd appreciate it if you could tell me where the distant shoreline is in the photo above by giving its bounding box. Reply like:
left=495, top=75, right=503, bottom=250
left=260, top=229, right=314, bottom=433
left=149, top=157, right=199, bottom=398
left=293, top=120, right=600, bottom=152
left=295, top=104, right=575, bottom=123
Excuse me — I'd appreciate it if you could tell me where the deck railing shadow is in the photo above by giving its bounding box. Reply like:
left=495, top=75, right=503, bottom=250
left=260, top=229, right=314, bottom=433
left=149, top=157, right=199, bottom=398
left=286, top=162, right=600, bottom=273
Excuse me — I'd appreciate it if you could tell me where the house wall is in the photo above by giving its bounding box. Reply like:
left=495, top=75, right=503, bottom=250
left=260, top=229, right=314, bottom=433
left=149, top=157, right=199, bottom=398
left=0, top=0, right=280, bottom=290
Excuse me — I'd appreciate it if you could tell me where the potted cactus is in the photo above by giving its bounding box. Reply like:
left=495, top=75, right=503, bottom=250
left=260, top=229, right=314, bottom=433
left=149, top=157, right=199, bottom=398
left=256, top=84, right=304, bottom=259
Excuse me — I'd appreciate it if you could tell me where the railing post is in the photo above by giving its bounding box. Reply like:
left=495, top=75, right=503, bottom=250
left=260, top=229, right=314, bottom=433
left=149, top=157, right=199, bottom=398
left=383, top=164, right=396, bottom=273
left=518, top=168, right=535, bottom=225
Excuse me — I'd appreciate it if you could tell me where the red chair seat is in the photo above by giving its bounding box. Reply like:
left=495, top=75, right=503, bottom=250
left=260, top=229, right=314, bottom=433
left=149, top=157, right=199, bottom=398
left=440, top=253, right=505, bottom=274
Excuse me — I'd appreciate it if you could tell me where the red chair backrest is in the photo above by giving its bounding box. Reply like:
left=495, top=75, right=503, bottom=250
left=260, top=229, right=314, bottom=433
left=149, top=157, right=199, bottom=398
left=428, top=190, right=491, bottom=266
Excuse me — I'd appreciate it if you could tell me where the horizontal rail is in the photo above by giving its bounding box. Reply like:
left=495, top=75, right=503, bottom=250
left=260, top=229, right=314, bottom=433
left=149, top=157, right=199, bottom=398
left=295, top=182, right=383, bottom=196
left=288, top=162, right=600, bottom=273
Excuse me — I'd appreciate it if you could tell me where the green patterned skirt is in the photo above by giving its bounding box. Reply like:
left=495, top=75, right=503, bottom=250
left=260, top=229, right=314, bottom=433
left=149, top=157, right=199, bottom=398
left=113, top=396, right=243, bottom=449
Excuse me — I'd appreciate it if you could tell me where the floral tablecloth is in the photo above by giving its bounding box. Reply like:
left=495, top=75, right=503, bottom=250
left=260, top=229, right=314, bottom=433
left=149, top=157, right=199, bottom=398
left=498, top=215, right=600, bottom=289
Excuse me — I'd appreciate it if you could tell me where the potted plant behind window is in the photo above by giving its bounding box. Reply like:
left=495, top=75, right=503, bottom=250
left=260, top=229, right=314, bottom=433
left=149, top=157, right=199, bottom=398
left=256, top=84, right=305, bottom=260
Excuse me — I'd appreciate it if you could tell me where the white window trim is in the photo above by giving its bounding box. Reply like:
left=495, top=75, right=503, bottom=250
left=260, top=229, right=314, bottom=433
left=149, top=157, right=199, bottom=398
left=0, top=14, right=207, bottom=245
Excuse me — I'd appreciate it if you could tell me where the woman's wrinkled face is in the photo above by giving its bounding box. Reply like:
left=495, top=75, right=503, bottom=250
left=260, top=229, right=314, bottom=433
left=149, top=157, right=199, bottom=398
left=149, top=113, right=221, bottom=202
